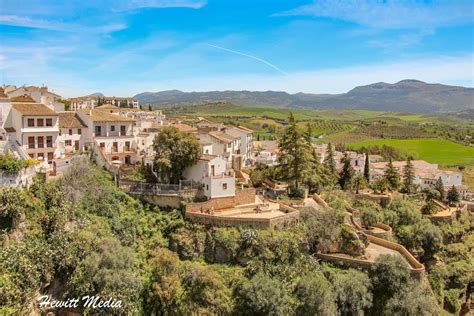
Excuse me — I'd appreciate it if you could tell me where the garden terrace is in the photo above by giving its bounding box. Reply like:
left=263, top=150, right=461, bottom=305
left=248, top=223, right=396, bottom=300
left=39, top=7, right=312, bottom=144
left=185, top=199, right=300, bottom=228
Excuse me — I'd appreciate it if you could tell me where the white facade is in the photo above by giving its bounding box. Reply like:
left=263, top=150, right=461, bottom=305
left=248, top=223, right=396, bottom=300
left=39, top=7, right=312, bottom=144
left=10, top=107, right=60, bottom=162
left=183, top=155, right=236, bottom=199
left=227, top=126, right=254, bottom=162
left=77, top=110, right=138, bottom=165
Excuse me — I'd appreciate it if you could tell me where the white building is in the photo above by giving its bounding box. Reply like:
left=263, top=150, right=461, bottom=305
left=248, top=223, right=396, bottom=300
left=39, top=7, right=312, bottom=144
left=57, top=112, right=88, bottom=156
left=77, top=109, right=138, bottom=165
left=9, top=96, right=60, bottom=163
left=370, top=160, right=464, bottom=194
left=5, top=85, right=65, bottom=112
left=183, top=154, right=236, bottom=199
left=227, top=126, right=254, bottom=163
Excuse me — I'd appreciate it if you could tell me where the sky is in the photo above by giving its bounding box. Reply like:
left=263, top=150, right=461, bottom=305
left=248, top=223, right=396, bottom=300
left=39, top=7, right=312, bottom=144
left=0, top=0, right=473, bottom=97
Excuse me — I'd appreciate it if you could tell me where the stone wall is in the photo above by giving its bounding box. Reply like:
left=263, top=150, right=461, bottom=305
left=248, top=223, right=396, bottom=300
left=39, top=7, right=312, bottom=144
left=185, top=204, right=299, bottom=229
left=186, top=188, right=256, bottom=213
left=132, top=193, right=182, bottom=209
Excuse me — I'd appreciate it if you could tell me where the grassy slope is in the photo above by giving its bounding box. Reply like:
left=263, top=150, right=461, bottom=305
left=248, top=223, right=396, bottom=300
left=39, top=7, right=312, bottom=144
left=348, top=138, right=474, bottom=166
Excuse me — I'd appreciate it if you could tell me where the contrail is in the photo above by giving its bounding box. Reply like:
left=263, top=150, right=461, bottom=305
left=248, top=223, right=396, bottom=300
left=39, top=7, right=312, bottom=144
left=207, top=44, right=288, bottom=75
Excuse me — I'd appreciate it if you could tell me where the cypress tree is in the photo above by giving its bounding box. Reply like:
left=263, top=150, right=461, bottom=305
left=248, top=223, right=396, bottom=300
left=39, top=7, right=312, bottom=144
left=277, top=112, right=313, bottom=193
left=402, top=158, right=415, bottom=193
left=339, top=152, right=355, bottom=190
left=323, top=142, right=337, bottom=178
left=434, top=177, right=445, bottom=201
left=384, top=158, right=401, bottom=191
left=364, top=154, right=370, bottom=182
left=447, top=185, right=460, bottom=206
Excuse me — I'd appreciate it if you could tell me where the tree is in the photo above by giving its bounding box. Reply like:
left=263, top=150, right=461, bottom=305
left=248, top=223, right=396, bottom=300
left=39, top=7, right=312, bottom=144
left=370, top=255, right=410, bottom=313
left=295, top=272, right=337, bottom=315
left=402, top=158, right=415, bottom=193
left=361, top=208, right=381, bottom=229
left=339, top=153, right=354, bottom=190
left=153, top=126, right=200, bottom=184
left=234, top=272, right=294, bottom=315
left=277, top=113, right=314, bottom=194
left=363, top=153, right=370, bottom=182
left=371, top=177, right=389, bottom=194
left=148, top=104, right=152, bottom=111
left=434, top=177, right=445, bottom=201
left=304, top=208, right=343, bottom=253
left=68, top=238, right=140, bottom=314
left=351, top=173, right=367, bottom=194
left=384, top=158, right=401, bottom=191
left=323, top=142, right=337, bottom=180
left=447, top=185, right=460, bottom=206
left=331, top=269, right=373, bottom=315
left=384, top=281, right=439, bottom=315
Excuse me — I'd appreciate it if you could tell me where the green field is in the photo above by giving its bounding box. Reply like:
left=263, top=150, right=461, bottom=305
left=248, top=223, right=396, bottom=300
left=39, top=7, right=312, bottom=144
left=348, top=138, right=474, bottom=166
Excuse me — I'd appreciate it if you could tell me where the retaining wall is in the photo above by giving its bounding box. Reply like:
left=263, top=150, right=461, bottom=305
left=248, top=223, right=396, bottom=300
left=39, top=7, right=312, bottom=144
left=186, top=188, right=256, bottom=212
left=185, top=204, right=299, bottom=228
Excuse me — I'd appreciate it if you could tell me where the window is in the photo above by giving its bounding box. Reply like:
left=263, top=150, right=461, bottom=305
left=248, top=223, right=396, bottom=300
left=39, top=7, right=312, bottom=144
left=120, top=125, right=126, bottom=135
left=37, top=118, right=44, bottom=127
left=46, top=118, right=53, bottom=127
left=206, top=185, right=209, bottom=190
left=37, top=152, right=44, bottom=160
left=223, top=183, right=228, bottom=190
left=37, top=136, right=44, bottom=148
left=27, top=119, right=35, bottom=127
left=65, top=140, right=72, bottom=146
left=46, top=136, right=53, bottom=148
left=28, top=136, right=35, bottom=149
left=69, top=129, right=72, bottom=135
left=111, top=125, right=115, bottom=132
left=100, top=143, right=105, bottom=149
left=47, top=152, right=53, bottom=161
left=78, top=128, right=81, bottom=135
left=227, top=143, right=232, bottom=148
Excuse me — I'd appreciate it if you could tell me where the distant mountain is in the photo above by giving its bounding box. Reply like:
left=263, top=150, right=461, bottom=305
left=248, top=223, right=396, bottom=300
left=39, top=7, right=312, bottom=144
left=88, top=92, right=104, bottom=96
left=134, top=80, right=473, bottom=113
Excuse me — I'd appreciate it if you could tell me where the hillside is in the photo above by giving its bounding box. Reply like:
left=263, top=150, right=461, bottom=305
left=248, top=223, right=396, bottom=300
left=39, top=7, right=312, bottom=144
left=134, top=80, right=473, bottom=114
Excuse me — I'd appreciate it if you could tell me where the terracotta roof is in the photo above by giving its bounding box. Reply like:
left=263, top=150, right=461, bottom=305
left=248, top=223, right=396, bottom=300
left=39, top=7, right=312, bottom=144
left=58, top=112, right=87, bottom=128
left=209, top=131, right=233, bottom=143
left=96, top=104, right=119, bottom=110
left=10, top=95, right=35, bottom=103
left=224, top=130, right=241, bottom=139
left=198, top=139, right=213, bottom=145
left=236, top=125, right=253, bottom=133
left=0, top=88, right=8, bottom=99
left=80, top=109, right=135, bottom=122
left=12, top=103, right=58, bottom=116
left=371, top=160, right=434, bottom=169
left=168, top=123, right=197, bottom=133
left=199, top=154, right=219, bottom=161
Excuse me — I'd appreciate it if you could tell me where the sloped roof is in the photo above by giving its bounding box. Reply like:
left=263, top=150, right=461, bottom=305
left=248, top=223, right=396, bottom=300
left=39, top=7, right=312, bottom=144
left=10, top=95, right=35, bottom=103
left=96, top=104, right=120, bottom=110
left=209, top=131, right=233, bottom=143
left=12, top=103, right=58, bottom=116
left=0, top=88, right=8, bottom=99
left=79, top=109, right=135, bottom=122
left=58, top=112, right=87, bottom=128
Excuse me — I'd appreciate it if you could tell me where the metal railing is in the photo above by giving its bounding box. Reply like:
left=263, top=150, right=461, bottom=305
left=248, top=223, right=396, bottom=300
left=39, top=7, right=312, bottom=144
left=119, top=179, right=201, bottom=195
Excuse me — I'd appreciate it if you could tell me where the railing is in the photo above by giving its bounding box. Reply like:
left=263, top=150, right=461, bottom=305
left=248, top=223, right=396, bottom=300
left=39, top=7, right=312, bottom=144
left=119, top=180, right=201, bottom=195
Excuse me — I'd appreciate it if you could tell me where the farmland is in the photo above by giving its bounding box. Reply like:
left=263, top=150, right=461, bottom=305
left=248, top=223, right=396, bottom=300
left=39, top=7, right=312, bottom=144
left=348, top=138, right=474, bottom=166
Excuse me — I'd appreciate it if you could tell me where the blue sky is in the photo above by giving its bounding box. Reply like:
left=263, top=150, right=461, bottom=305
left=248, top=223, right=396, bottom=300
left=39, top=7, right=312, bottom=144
left=0, top=0, right=473, bottom=97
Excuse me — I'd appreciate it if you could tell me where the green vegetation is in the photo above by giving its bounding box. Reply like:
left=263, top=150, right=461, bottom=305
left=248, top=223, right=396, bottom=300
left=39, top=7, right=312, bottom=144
left=349, top=138, right=474, bottom=166
left=152, top=126, right=200, bottom=183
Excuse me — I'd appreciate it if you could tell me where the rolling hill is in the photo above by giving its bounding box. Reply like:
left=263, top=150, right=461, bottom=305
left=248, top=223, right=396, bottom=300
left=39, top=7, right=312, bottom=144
left=134, top=80, right=473, bottom=114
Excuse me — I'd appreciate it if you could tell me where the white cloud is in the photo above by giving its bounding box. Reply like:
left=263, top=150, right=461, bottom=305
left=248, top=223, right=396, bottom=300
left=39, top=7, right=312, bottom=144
left=274, top=0, right=473, bottom=29
left=0, top=14, right=127, bottom=33
left=114, top=0, right=207, bottom=11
